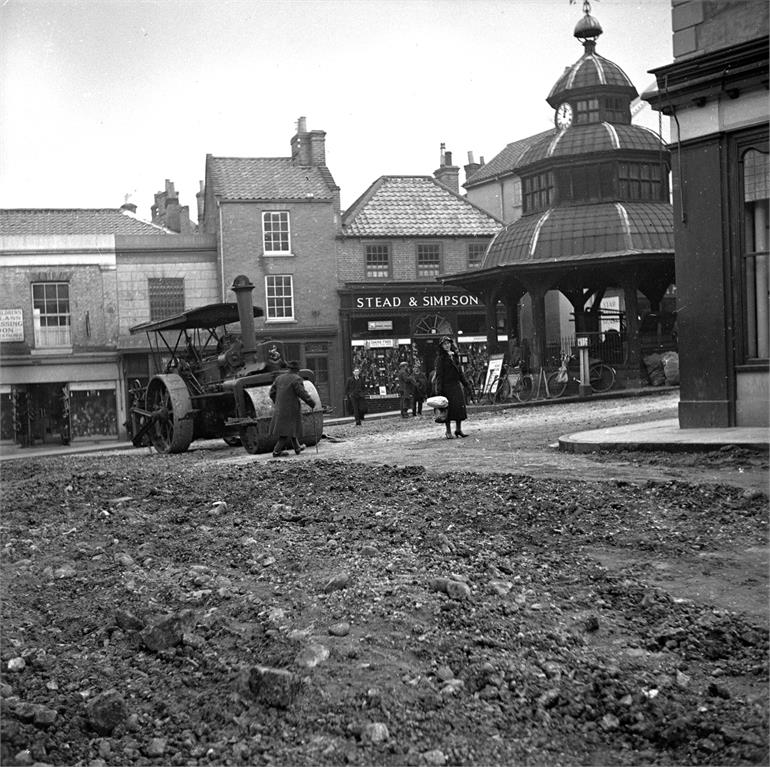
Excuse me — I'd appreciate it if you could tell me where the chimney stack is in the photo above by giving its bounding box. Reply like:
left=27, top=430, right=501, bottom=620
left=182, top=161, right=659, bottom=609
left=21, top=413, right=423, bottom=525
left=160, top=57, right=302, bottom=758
left=150, top=179, right=193, bottom=233
left=464, top=150, right=481, bottom=181
left=196, top=180, right=205, bottom=225
left=291, top=115, right=312, bottom=165
left=434, top=145, right=460, bottom=194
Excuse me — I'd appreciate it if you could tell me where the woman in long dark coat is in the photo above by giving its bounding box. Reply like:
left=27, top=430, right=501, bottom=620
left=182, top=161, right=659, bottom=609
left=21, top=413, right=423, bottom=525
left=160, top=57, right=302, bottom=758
left=434, top=336, right=471, bottom=439
left=269, top=361, right=316, bottom=456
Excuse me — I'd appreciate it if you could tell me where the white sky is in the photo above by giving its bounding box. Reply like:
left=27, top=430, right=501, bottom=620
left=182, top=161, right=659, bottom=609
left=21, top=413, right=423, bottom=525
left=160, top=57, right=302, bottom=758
left=0, top=0, right=673, bottom=218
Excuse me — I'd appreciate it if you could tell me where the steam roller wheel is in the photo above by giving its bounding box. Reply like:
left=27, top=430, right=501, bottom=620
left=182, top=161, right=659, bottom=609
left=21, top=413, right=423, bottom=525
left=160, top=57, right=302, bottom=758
left=145, top=374, right=194, bottom=454
left=239, top=396, right=271, bottom=455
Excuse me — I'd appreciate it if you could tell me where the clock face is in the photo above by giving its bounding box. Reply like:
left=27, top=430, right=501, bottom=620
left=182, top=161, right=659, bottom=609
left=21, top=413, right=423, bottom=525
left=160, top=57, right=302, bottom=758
left=555, top=102, right=573, bottom=129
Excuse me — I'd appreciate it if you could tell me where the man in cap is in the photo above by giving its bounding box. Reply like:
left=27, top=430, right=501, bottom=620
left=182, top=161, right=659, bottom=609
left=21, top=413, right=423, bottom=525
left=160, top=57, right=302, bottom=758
left=396, top=361, right=416, bottom=418
left=268, top=360, right=316, bottom=457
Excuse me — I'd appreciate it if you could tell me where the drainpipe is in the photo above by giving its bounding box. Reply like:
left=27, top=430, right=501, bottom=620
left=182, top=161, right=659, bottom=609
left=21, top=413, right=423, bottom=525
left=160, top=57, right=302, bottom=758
left=217, top=200, right=226, bottom=302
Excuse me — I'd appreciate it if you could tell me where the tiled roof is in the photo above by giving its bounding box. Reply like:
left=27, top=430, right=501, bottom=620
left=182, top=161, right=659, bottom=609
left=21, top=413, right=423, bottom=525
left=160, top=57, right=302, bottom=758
left=484, top=202, right=673, bottom=267
left=207, top=157, right=338, bottom=201
left=341, top=176, right=502, bottom=237
left=464, top=130, right=555, bottom=186
left=0, top=209, right=169, bottom=235
left=548, top=51, right=637, bottom=105
left=517, top=124, right=666, bottom=168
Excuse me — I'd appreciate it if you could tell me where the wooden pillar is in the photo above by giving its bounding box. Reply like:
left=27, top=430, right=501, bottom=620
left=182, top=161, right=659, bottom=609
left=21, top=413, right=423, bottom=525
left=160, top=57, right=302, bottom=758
left=622, top=277, right=643, bottom=388
left=484, top=286, right=500, bottom=354
left=520, top=277, right=549, bottom=371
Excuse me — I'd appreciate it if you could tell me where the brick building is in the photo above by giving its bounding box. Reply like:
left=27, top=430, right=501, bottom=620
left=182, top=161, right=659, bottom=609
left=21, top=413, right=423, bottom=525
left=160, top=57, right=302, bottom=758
left=644, top=0, right=769, bottom=427
left=199, top=117, right=342, bottom=407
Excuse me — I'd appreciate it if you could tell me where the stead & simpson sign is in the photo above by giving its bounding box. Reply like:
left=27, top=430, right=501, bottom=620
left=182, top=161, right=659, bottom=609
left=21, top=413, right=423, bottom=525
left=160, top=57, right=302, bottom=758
left=354, top=292, right=481, bottom=310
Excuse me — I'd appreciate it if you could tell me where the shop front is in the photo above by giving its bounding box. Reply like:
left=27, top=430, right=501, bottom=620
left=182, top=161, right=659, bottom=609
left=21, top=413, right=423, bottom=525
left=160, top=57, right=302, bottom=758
left=0, top=358, right=123, bottom=447
left=339, top=284, right=502, bottom=414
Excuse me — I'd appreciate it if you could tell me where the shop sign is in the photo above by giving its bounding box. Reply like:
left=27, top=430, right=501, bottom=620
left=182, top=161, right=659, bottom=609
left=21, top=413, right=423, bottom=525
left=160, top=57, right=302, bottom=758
left=368, top=320, right=393, bottom=331
left=366, top=338, right=395, bottom=349
left=355, top=293, right=480, bottom=310
left=0, top=309, right=24, bottom=342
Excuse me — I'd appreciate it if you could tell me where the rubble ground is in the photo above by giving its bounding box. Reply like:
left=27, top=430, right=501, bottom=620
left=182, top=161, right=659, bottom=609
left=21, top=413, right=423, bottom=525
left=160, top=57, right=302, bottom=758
left=1, top=400, right=768, bottom=766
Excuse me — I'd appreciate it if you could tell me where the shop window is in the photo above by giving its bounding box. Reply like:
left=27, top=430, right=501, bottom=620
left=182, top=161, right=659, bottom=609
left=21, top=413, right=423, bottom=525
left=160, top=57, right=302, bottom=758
left=467, top=242, right=486, bottom=268
left=148, top=278, right=184, bottom=321
left=32, top=282, right=70, bottom=347
left=365, top=244, right=391, bottom=278
left=265, top=275, right=294, bottom=321
left=263, top=211, right=291, bottom=254
left=741, top=148, right=769, bottom=361
left=70, top=389, right=118, bottom=438
left=417, top=243, right=441, bottom=277
left=522, top=172, right=553, bottom=214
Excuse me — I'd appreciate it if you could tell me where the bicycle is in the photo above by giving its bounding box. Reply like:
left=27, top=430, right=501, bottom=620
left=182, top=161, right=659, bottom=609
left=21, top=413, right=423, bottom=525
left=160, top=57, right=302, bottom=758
left=546, top=354, right=616, bottom=397
left=481, top=363, right=535, bottom=404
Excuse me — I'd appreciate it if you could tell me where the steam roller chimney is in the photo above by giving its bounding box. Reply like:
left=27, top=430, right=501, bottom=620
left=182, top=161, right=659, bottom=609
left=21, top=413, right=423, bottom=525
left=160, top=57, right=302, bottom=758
left=231, top=275, right=258, bottom=363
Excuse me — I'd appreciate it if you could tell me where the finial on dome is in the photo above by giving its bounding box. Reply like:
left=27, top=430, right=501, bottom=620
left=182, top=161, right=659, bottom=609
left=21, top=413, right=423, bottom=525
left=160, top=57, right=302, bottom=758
left=572, top=0, right=603, bottom=49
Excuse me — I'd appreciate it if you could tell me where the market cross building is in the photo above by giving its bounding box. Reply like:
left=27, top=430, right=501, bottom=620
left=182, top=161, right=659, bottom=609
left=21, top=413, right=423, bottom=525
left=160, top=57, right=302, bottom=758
left=442, top=2, right=676, bottom=388
left=337, top=157, right=503, bottom=413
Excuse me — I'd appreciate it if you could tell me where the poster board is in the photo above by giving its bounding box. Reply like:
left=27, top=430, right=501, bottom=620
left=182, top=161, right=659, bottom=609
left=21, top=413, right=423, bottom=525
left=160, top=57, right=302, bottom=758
left=483, top=354, right=505, bottom=396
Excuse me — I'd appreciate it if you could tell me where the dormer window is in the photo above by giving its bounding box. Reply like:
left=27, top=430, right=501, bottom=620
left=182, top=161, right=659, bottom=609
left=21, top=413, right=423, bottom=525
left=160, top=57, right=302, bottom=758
left=603, top=96, right=629, bottom=124
left=575, top=98, right=600, bottom=124
left=522, top=172, right=554, bottom=214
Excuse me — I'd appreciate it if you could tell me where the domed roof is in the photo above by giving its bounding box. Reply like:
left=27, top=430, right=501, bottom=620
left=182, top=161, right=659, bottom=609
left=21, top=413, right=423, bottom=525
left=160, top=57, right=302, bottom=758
left=482, top=202, right=673, bottom=268
left=547, top=49, right=637, bottom=108
left=516, top=124, right=666, bottom=169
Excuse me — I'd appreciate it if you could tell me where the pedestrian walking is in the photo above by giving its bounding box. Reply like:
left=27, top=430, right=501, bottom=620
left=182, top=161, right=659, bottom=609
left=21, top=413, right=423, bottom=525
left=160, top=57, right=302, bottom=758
left=397, top=361, right=416, bottom=418
left=434, top=337, right=471, bottom=439
left=345, top=367, right=368, bottom=426
left=413, top=366, right=428, bottom=416
left=268, top=360, right=316, bottom=456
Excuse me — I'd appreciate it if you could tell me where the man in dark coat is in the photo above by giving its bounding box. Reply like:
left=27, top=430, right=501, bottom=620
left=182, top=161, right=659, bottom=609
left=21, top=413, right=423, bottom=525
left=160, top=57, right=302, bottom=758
left=269, top=360, right=316, bottom=457
left=344, top=367, right=367, bottom=426
left=397, top=361, right=416, bottom=418
left=413, top=366, right=429, bottom=416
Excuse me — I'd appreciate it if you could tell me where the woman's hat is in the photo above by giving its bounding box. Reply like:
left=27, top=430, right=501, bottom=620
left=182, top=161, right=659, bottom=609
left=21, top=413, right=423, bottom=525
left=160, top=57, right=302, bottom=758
left=439, top=336, right=453, bottom=344
left=399, top=361, right=408, bottom=367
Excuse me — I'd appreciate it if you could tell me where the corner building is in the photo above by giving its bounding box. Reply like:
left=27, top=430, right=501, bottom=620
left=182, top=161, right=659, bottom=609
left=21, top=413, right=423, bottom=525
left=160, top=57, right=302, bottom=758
left=337, top=155, right=502, bottom=413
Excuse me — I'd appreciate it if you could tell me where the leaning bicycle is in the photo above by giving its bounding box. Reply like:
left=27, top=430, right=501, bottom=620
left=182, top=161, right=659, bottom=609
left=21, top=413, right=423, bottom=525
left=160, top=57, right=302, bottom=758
left=547, top=354, right=616, bottom=397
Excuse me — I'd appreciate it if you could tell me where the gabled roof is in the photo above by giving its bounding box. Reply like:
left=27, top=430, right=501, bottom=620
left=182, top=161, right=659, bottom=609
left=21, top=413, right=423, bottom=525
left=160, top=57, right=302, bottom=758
left=0, top=209, right=170, bottom=236
left=207, top=156, right=338, bottom=201
left=340, top=176, right=502, bottom=238
left=464, top=130, right=555, bottom=187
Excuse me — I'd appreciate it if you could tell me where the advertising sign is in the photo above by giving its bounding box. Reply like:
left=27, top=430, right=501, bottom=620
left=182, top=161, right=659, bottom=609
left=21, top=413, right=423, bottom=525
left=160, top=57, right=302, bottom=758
left=483, top=353, right=505, bottom=396
left=0, top=309, right=24, bottom=342
left=368, top=320, right=393, bottom=331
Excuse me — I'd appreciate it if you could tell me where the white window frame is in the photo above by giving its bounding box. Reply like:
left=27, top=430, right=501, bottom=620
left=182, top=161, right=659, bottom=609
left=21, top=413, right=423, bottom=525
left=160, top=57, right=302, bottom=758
left=417, top=242, right=442, bottom=277
left=32, top=281, right=71, bottom=348
left=262, top=211, right=292, bottom=256
left=265, top=275, right=295, bottom=322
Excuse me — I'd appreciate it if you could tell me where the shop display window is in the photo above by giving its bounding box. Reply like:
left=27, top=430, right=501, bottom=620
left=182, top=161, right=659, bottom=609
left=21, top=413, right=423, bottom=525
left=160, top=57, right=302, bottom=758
left=71, top=389, right=118, bottom=438
left=350, top=344, right=425, bottom=395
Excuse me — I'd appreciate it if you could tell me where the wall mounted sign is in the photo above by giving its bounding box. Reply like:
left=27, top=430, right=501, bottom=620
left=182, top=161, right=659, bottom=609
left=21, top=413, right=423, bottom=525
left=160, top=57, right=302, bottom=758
left=368, top=320, right=393, bottom=331
left=354, top=293, right=481, bottom=310
left=0, top=309, right=24, bottom=342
